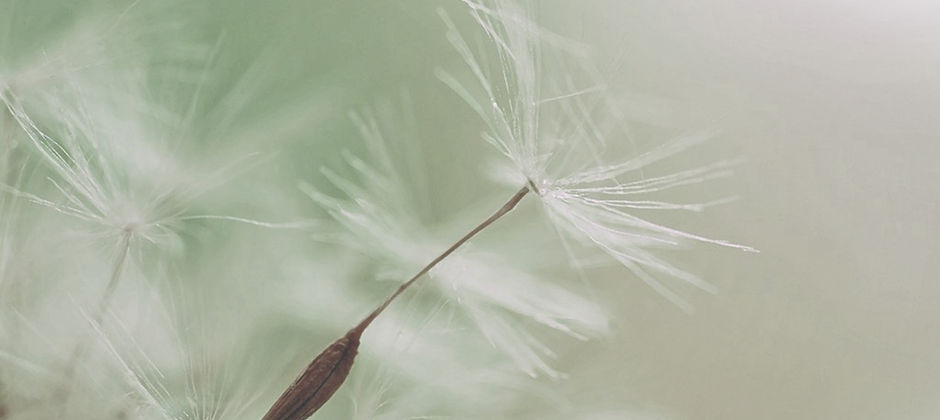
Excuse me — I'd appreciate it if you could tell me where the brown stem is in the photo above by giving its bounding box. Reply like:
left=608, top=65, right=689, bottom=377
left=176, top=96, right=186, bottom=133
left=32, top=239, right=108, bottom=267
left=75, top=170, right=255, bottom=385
left=262, top=185, right=530, bottom=420
left=354, top=185, right=530, bottom=332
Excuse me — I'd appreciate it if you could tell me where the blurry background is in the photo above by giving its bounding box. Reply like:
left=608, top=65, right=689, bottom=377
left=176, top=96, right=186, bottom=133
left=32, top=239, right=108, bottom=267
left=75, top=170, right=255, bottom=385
left=557, top=1, right=940, bottom=419
left=3, top=0, right=939, bottom=419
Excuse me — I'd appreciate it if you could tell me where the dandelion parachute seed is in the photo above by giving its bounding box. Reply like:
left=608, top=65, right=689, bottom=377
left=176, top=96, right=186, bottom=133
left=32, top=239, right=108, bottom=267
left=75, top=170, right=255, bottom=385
left=266, top=1, right=753, bottom=416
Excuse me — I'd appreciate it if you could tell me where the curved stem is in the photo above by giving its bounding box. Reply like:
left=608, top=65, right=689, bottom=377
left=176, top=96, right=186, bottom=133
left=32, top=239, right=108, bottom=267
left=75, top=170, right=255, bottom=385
left=265, top=186, right=532, bottom=420
left=354, top=185, right=530, bottom=333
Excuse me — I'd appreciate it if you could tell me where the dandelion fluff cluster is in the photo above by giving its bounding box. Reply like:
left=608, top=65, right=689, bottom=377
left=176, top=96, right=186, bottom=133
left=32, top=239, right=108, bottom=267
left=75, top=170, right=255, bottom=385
left=0, top=0, right=752, bottom=419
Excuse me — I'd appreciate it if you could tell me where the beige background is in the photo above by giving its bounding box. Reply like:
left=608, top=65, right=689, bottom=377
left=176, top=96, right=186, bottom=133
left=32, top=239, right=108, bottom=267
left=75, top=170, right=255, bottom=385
left=552, top=1, right=940, bottom=419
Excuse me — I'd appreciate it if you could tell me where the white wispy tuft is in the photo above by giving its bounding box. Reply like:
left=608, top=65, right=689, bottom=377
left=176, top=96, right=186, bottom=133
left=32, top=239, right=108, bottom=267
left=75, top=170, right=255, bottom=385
left=2, top=89, right=216, bottom=253
left=0, top=58, right=306, bottom=255
left=438, top=0, right=756, bottom=311
left=88, top=273, right=274, bottom=420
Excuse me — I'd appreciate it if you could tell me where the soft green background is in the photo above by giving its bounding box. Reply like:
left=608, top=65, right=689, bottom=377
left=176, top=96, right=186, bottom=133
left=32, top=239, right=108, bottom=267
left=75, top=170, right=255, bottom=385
left=4, top=1, right=939, bottom=419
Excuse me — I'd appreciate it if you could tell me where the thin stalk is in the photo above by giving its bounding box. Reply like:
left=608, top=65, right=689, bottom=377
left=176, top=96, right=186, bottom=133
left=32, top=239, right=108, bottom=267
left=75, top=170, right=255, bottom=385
left=0, top=108, right=11, bottom=419
left=355, top=185, right=530, bottom=331
left=1, top=107, right=15, bottom=183
left=263, top=185, right=531, bottom=420
left=54, top=230, right=133, bottom=412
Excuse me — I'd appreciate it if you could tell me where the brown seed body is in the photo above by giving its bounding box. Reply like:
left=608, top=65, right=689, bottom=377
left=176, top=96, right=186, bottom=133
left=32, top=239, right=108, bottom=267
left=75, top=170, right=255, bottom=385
left=262, top=329, right=362, bottom=420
